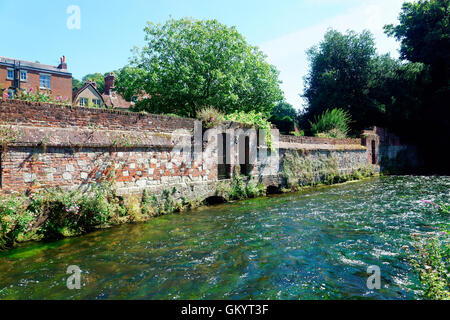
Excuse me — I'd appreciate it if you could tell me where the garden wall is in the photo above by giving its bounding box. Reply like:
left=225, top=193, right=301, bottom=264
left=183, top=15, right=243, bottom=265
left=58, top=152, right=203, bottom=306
left=0, top=99, right=377, bottom=201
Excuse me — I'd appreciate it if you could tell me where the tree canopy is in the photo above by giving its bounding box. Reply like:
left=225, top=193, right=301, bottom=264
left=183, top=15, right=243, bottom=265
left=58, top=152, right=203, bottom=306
left=122, top=18, right=283, bottom=117
left=384, top=0, right=449, bottom=172
left=301, top=29, right=390, bottom=133
left=270, top=102, right=297, bottom=120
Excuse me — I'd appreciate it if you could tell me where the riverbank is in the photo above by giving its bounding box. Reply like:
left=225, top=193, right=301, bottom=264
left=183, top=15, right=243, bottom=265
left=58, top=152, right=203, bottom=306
left=1, top=175, right=447, bottom=299
left=0, top=166, right=377, bottom=251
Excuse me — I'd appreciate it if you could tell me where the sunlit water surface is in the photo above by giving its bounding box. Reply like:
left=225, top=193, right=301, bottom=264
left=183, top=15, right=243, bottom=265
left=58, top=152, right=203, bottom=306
left=0, top=176, right=449, bottom=300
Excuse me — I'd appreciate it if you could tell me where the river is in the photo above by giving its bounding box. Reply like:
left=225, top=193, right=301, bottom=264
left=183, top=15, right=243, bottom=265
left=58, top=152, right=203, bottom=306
left=0, top=176, right=449, bottom=299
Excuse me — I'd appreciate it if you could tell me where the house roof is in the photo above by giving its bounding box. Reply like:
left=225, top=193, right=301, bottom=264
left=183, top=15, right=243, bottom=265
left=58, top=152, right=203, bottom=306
left=102, top=91, right=132, bottom=110
left=73, top=81, right=131, bottom=110
left=0, top=56, right=71, bottom=76
left=72, top=82, right=104, bottom=104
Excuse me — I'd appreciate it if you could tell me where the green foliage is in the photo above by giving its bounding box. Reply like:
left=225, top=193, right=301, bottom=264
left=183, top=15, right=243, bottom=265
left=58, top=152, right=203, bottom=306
left=224, top=110, right=273, bottom=149
left=271, top=101, right=297, bottom=120
left=384, top=0, right=449, bottom=67
left=384, top=0, right=449, bottom=173
left=0, top=124, right=21, bottom=150
left=411, top=231, right=450, bottom=300
left=126, top=17, right=283, bottom=117
left=301, top=29, right=384, bottom=133
left=72, top=78, right=82, bottom=92
left=0, top=183, right=203, bottom=251
left=310, top=108, right=351, bottom=138
left=0, top=195, right=33, bottom=250
left=6, top=88, right=71, bottom=105
left=215, top=175, right=266, bottom=201
left=292, top=130, right=305, bottom=137
left=82, top=73, right=106, bottom=94
left=196, top=107, right=225, bottom=128
left=269, top=115, right=295, bottom=135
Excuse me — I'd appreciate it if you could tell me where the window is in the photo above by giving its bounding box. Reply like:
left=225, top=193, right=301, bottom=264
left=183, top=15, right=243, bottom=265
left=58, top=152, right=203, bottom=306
left=7, top=69, right=14, bottom=80
left=20, top=70, right=27, bottom=81
left=79, top=98, right=88, bottom=106
left=92, top=99, right=102, bottom=106
left=39, top=74, right=51, bottom=89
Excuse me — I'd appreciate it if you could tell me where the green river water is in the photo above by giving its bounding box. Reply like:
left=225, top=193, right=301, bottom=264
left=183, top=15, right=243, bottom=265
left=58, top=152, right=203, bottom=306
left=0, top=176, right=448, bottom=300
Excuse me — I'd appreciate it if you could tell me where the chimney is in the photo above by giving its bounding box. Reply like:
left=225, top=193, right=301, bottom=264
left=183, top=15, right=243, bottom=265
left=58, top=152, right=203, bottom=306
left=57, top=56, right=67, bottom=70
left=104, top=72, right=115, bottom=95
left=88, top=80, right=97, bottom=89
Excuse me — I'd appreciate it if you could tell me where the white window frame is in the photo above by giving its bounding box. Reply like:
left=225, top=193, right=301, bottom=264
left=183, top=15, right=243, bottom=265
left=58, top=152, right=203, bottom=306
left=6, top=68, right=14, bottom=80
left=79, top=98, right=88, bottom=106
left=20, top=70, right=27, bottom=82
left=92, top=99, right=101, bottom=106
left=39, top=73, right=51, bottom=89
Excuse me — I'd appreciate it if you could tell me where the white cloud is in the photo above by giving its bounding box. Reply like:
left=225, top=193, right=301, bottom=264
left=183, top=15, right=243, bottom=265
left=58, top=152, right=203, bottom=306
left=260, top=0, right=406, bottom=111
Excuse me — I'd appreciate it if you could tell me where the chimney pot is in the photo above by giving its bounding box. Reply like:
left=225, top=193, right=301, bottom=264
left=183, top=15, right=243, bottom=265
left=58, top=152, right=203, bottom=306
left=58, top=56, right=67, bottom=70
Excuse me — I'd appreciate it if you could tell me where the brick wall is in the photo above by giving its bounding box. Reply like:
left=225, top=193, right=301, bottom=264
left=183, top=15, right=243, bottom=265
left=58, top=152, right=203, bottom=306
left=0, top=100, right=376, bottom=198
left=0, top=99, right=197, bottom=132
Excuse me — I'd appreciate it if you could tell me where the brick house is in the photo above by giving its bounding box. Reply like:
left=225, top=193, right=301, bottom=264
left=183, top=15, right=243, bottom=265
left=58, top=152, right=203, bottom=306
left=0, top=56, right=72, bottom=101
left=72, top=73, right=131, bottom=110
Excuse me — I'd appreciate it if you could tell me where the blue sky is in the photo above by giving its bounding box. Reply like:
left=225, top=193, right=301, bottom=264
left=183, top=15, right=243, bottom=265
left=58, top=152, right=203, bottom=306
left=0, top=0, right=406, bottom=109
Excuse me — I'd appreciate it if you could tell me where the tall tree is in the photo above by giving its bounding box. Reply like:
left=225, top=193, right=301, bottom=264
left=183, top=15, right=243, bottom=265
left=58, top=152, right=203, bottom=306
left=301, top=29, right=387, bottom=133
left=124, top=18, right=283, bottom=117
left=270, top=101, right=297, bottom=120
left=385, top=0, right=449, bottom=173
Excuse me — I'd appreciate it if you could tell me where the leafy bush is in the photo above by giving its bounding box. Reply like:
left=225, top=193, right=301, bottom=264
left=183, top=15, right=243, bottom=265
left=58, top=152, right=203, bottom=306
left=411, top=231, right=450, bottom=300
left=224, top=111, right=274, bottom=149
left=8, top=88, right=71, bottom=106
left=197, top=107, right=225, bottom=128
left=0, top=195, right=33, bottom=250
left=269, top=115, right=294, bottom=135
left=0, top=124, right=21, bottom=151
left=30, top=189, right=82, bottom=238
left=292, top=130, right=305, bottom=137
left=217, top=175, right=266, bottom=200
left=310, top=108, right=351, bottom=138
left=78, top=186, right=113, bottom=230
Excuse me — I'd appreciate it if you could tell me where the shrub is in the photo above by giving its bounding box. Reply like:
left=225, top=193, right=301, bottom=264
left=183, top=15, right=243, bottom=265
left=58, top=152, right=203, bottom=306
left=78, top=186, right=114, bottom=230
left=292, top=130, right=305, bottom=137
left=196, top=107, right=225, bottom=128
left=30, top=189, right=82, bottom=239
left=125, top=196, right=145, bottom=222
left=141, top=190, right=158, bottom=217
left=269, top=115, right=294, bottom=135
left=224, top=111, right=274, bottom=149
left=411, top=231, right=450, bottom=300
left=0, top=124, right=21, bottom=151
left=12, top=88, right=71, bottom=106
left=0, top=195, right=33, bottom=249
left=310, top=108, right=351, bottom=138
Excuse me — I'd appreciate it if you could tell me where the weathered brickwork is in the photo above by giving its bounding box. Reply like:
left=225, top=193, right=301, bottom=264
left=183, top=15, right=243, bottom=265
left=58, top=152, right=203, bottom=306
left=0, top=100, right=377, bottom=200
left=0, top=147, right=215, bottom=196
left=0, top=100, right=196, bottom=132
